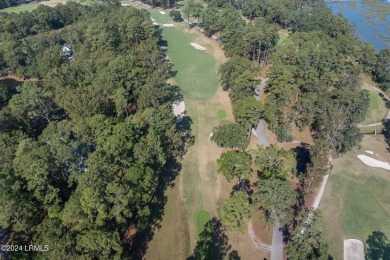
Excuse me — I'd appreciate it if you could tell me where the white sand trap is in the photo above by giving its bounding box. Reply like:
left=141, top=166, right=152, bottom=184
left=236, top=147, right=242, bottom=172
left=365, top=150, right=375, bottom=155
left=357, top=155, right=390, bottom=170
left=190, top=42, right=206, bottom=50
left=173, top=100, right=185, bottom=122
left=208, top=132, right=213, bottom=142
left=159, top=11, right=166, bottom=14
left=251, top=127, right=257, bottom=137
left=344, top=239, right=364, bottom=260
left=163, top=24, right=174, bottom=27
left=150, top=17, right=155, bottom=22
left=153, top=22, right=159, bottom=26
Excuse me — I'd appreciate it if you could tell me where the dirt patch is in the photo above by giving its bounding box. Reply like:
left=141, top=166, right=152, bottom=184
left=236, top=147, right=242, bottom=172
left=227, top=230, right=270, bottom=260
left=251, top=216, right=273, bottom=245
left=291, top=125, right=314, bottom=144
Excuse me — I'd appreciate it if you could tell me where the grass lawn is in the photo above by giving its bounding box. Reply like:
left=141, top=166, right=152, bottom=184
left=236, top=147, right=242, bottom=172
left=320, top=135, right=390, bottom=259
left=277, top=29, right=289, bottom=45
left=217, top=109, right=227, bottom=119
left=149, top=10, right=220, bottom=100
left=359, top=124, right=383, bottom=134
left=361, top=88, right=388, bottom=124
left=1, top=3, right=40, bottom=13
left=195, top=209, right=211, bottom=238
left=360, top=74, right=389, bottom=124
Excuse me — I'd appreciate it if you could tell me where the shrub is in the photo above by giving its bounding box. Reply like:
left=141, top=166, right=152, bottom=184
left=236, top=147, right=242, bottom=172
left=169, top=10, right=182, bottom=22
left=211, top=123, right=249, bottom=150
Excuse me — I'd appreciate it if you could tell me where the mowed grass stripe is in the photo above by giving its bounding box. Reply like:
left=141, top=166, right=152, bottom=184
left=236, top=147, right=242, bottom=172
left=1, top=3, right=40, bottom=13
left=195, top=209, right=211, bottom=239
left=164, top=30, right=219, bottom=99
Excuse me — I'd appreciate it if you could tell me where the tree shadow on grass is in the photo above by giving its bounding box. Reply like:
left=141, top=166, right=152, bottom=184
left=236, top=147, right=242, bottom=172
left=128, top=159, right=182, bottom=259
left=128, top=115, right=194, bottom=259
left=188, top=217, right=237, bottom=260
left=164, top=84, right=183, bottom=103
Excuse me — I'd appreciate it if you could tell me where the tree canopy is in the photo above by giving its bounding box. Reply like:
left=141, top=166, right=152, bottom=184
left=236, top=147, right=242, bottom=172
left=254, top=177, right=296, bottom=226
left=217, top=150, right=251, bottom=183
left=251, top=144, right=296, bottom=178
left=0, top=4, right=191, bottom=258
left=211, top=123, right=249, bottom=150
left=365, top=231, right=390, bottom=260
left=221, top=191, right=252, bottom=241
left=287, top=209, right=329, bottom=260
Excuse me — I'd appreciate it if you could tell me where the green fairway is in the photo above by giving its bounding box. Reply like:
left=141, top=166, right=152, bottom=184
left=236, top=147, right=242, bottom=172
left=1, top=3, right=39, bottom=13
left=368, top=91, right=380, bottom=110
left=361, top=83, right=388, bottom=124
left=134, top=6, right=232, bottom=258
left=165, top=30, right=219, bottom=100
left=195, top=209, right=211, bottom=238
left=320, top=135, right=390, bottom=258
left=328, top=174, right=390, bottom=239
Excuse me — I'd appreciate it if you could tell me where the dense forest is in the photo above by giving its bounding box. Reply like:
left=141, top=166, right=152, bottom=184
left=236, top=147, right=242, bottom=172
left=0, top=2, right=192, bottom=258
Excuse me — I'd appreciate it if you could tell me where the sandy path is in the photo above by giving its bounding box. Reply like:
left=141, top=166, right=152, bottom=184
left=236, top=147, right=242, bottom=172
left=248, top=222, right=271, bottom=252
left=312, top=174, right=330, bottom=209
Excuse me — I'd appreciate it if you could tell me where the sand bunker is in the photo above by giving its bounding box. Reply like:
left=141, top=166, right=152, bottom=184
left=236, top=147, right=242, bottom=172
left=251, top=127, right=257, bottom=137
left=159, top=11, right=166, bottom=14
left=173, top=100, right=185, bottom=123
left=365, top=150, right=375, bottom=155
left=163, top=24, right=174, bottom=27
left=190, top=42, right=206, bottom=50
left=150, top=17, right=155, bottom=22
left=344, top=239, right=364, bottom=260
left=208, top=132, right=213, bottom=142
left=357, top=155, right=390, bottom=170
left=153, top=22, right=159, bottom=26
